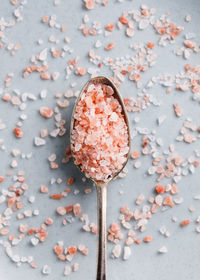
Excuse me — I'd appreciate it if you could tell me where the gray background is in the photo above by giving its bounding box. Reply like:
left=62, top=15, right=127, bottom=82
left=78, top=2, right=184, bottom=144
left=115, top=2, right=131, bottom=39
left=0, top=0, right=200, bottom=279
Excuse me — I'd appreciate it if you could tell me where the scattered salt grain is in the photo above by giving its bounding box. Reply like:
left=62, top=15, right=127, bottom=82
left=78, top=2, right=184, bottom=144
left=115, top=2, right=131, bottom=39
left=158, top=246, right=168, bottom=254
left=34, top=137, right=46, bottom=146
left=57, top=207, right=66, bottom=216
left=134, top=161, right=141, bottom=169
left=123, top=246, right=131, bottom=260
left=64, top=265, right=72, bottom=276
left=112, top=244, right=121, bottom=258
left=39, top=48, right=48, bottom=61
left=40, top=89, right=47, bottom=99
left=185, top=15, right=191, bottom=22
left=157, top=115, right=166, bottom=126
left=30, top=238, right=39, bottom=246
left=42, top=264, right=51, bottom=275
left=139, top=19, right=149, bottom=30
left=28, top=196, right=35, bottom=203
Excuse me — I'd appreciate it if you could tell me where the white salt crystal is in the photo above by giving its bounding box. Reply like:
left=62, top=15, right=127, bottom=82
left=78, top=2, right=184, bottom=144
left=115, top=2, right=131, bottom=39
left=50, top=129, right=59, bottom=137
left=33, top=209, right=39, bottom=216
left=12, top=254, right=20, bottom=263
left=158, top=246, right=168, bottom=253
left=24, top=210, right=32, bottom=217
left=48, top=154, right=56, bottom=162
left=184, top=49, right=191, bottom=59
left=64, top=265, right=72, bottom=276
left=157, top=115, right=166, bottom=126
left=40, top=89, right=47, bottom=99
left=28, top=196, right=35, bottom=203
left=112, top=244, right=121, bottom=258
left=134, top=160, right=141, bottom=169
left=83, top=14, right=89, bottom=23
left=30, top=237, right=39, bottom=246
left=95, top=40, right=102, bottom=48
left=39, top=48, right=48, bottom=61
left=10, top=160, right=18, bottom=168
left=42, top=265, right=51, bottom=275
left=139, top=19, right=149, bottom=29
left=174, top=197, right=184, bottom=204
left=34, top=137, right=46, bottom=146
left=123, top=246, right=131, bottom=260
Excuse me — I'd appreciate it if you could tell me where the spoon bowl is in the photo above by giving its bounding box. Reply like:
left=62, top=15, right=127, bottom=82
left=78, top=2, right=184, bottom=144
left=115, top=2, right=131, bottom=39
left=70, top=76, right=131, bottom=280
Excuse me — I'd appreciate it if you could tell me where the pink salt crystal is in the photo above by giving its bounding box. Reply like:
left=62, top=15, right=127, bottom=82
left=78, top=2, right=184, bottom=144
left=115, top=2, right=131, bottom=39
left=39, top=107, right=53, bottom=118
left=56, top=207, right=66, bottom=216
left=73, top=203, right=81, bottom=216
left=73, top=263, right=79, bottom=272
left=136, top=194, right=145, bottom=205
left=174, top=103, right=183, bottom=117
left=184, top=134, right=196, bottom=143
left=71, top=83, right=129, bottom=182
left=126, top=237, right=134, bottom=246
left=105, top=85, right=114, bottom=96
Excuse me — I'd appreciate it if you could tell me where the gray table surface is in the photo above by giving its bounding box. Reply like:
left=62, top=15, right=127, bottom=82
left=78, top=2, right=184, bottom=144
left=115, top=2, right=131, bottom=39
left=0, top=0, right=200, bottom=279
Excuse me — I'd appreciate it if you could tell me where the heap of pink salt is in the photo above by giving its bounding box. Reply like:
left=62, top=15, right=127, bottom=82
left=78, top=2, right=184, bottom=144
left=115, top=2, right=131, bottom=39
left=71, top=83, right=129, bottom=182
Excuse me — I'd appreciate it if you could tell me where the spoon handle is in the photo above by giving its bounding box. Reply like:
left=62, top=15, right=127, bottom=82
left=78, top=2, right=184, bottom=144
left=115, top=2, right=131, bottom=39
left=96, top=183, right=108, bottom=280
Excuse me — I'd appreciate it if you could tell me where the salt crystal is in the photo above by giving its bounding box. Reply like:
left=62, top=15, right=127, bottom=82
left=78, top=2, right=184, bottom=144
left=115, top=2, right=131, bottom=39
left=73, top=263, right=79, bottom=272
left=40, top=89, right=47, bottom=99
left=123, top=246, right=131, bottom=260
left=28, top=196, right=35, bottom=203
left=174, top=197, right=184, bottom=204
left=134, top=160, right=141, bottom=169
left=148, top=166, right=156, bottom=175
left=126, top=27, right=134, bottom=37
left=52, top=71, right=60, bottom=80
left=172, top=216, right=177, bottom=222
left=189, top=164, right=195, bottom=174
left=39, top=48, right=48, bottom=61
left=48, top=154, right=56, bottom=161
left=33, top=209, right=39, bottom=216
left=12, top=238, right=20, bottom=246
left=196, top=226, right=200, bottom=233
left=159, top=226, right=167, bottom=235
left=34, top=137, right=46, bottom=146
left=112, top=244, right=121, bottom=258
left=10, top=160, right=18, bottom=168
left=185, top=15, right=191, bottom=22
left=156, top=138, right=163, bottom=146
left=95, top=40, right=102, bottom=48
left=139, top=19, right=149, bottom=29
left=184, top=49, right=191, bottom=59
left=158, top=246, right=168, bottom=253
left=82, top=11, right=90, bottom=22
left=50, top=129, right=59, bottom=137
left=136, top=194, right=145, bottom=205
left=157, top=115, right=166, bottom=126
left=12, top=254, right=20, bottom=263
left=0, top=195, right=6, bottom=204
left=64, top=265, right=72, bottom=276
left=40, top=129, right=48, bottom=138
left=42, top=265, right=51, bottom=275
left=57, top=207, right=66, bottom=216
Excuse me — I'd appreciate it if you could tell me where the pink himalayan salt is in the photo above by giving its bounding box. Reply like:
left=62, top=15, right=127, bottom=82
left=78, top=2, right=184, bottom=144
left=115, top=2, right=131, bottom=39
left=71, top=83, right=129, bottom=182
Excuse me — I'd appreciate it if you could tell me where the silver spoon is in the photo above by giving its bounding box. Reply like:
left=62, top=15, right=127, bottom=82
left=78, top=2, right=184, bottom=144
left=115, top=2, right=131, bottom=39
left=70, top=76, right=131, bottom=280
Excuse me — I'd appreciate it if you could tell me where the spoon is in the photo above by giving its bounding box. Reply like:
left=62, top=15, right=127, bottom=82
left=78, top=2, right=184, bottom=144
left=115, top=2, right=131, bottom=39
left=70, top=76, right=131, bottom=280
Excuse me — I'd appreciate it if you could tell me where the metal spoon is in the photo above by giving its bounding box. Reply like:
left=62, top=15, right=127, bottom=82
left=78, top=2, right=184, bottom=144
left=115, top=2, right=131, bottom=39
left=70, top=76, right=131, bottom=280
